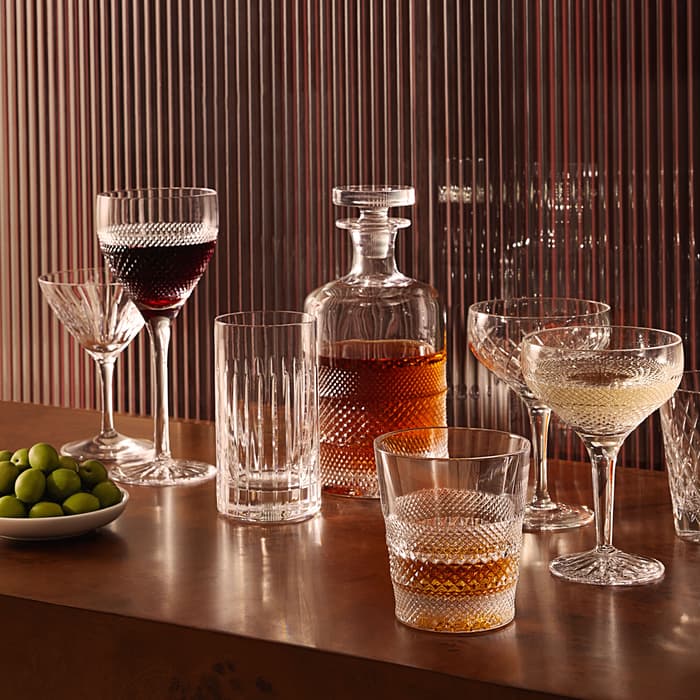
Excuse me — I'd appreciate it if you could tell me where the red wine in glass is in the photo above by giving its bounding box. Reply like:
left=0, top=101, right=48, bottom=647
left=100, top=224, right=217, bottom=319
left=96, top=188, right=219, bottom=487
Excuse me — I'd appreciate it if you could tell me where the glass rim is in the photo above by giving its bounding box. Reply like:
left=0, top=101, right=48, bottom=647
left=333, top=184, right=414, bottom=193
left=96, top=187, right=217, bottom=200
left=373, top=426, right=531, bottom=462
left=676, top=369, right=700, bottom=394
left=469, top=297, right=611, bottom=321
left=214, top=310, right=315, bottom=328
left=38, top=267, right=121, bottom=287
left=521, top=324, right=683, bottom=351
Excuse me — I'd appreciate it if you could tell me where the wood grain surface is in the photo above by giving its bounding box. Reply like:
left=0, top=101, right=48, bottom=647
left=0, top=401, right=698, bottom=700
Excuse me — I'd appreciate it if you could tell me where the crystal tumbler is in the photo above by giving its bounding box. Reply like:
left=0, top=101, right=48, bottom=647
left=374, top=426, right=530, bottom=633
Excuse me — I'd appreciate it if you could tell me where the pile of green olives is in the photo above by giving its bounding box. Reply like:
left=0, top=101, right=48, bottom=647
left=0, top=443, right=123, bottom=518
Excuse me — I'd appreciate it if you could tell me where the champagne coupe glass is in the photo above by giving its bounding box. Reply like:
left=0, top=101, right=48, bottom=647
left=96, top=187, right=218, bottom=486
left=521, top=325, right=683, bottom=585
left=468, top=298, right=611, bottom=531
left=38, top=267, right=154, bottom=466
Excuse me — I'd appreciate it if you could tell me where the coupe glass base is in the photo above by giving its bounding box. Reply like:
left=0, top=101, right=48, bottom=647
left=109, top=458, right=216, bottom=486
left=549, top=547, right=665, bottom=586
left=523, top=502, right=594, bottom=532
left=61, top=434, right=154, bottom=468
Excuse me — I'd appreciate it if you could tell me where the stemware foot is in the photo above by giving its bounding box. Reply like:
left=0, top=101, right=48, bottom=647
left=110, top=458, right=216, bottom=486
left=523, top=502, right=594, bottom=532
left=61, top=434, right=154, bottom=468
left=549, top=547, right=665, bottom=586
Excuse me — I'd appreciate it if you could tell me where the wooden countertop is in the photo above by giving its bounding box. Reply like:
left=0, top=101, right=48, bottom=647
left=0, top=401, right=698, bottom=699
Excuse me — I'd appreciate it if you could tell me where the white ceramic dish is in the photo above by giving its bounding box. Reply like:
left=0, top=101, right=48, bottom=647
left=0, top=488, right=129, bottom=541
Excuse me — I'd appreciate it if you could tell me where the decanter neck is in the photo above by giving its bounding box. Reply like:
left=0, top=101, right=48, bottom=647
left=338, top=207, right=409, bottom=278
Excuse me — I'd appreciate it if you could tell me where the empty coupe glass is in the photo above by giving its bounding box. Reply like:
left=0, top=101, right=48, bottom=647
left=38, top=267, right=153, bottom=466
left=468, top=298, right=611, bottom=531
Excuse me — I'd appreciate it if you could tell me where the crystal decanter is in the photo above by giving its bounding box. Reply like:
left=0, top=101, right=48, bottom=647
left=304, top=185, right=447, bottom=498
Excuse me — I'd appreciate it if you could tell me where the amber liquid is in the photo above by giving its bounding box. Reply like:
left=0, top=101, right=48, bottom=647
left=390, top=553, right=518, bottom=633
left=318, top=339, right=447, bottom=497
left=392, top=554, right=519, bottom=596
left=387, top=488, right=521, bottom=633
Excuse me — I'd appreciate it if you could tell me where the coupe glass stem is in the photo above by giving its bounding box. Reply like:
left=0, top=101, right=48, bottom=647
left=584, top=439, right=621, bottom=551
left=146, top=315, right=172, bottom=461
left=527, top=403, right=555, bottom=510
left=96, top=357, right=118, bottom=439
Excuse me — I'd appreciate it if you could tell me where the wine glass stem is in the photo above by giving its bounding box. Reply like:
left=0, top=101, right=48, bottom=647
left=527, top=404, right=555, bottom=509
left=587, top=441, right=620, bottom=551
left=147, top=316, right=172, bottom=461
left=97, top=357, right=118, bottom=440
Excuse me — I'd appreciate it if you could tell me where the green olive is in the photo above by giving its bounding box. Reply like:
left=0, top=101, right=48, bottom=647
left=28, top=501, right=64, bottom=518
left=0, top=461, right=19, bottom=495
left=28, top=443, right=60, bottom=473
left=0, top=495, right=26, bottom=517
left=10, top=448, right=30, bottom=470
left=46, top=468, right=82, bottom=502
left=92, top=480, right=122, bottom=508
left=14, top=468, right=47, bottom=504
left=62, top=492, right=100, bottom=515
left=78, top=459, right=109, bottom=488
left=57, top=455, right=79, bottom=472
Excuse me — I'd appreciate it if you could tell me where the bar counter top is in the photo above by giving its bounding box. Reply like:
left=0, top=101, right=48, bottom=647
left=0, top=401, right=698, bottom=699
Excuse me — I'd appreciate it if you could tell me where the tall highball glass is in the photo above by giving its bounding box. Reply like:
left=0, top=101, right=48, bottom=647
left=468, top=298, right=611, bottom=531
left=96, top=188, right=218, bottom=486
left=521, top=325, right=683, bottom=585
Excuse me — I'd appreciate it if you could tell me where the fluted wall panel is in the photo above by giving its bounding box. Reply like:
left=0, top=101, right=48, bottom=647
left=1, top=0, right=697, bottom=468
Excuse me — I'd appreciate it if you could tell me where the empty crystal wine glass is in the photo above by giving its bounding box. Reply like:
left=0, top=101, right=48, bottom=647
left=96, top=187, right=218, bottom=486
left=521, top=325, right=683, bottom=585
left=468, top=298, right=611, bottom=531
left=38, top=267, right=154, bottom=466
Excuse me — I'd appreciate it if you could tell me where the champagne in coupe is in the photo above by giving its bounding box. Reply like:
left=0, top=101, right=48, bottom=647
left=96, top=188, right=218, bottom=486
left=521, top=325, right=684, bottom=585
left=38, top=267, right=153, bottom=466
left=468, top=298, right=611, bottom=531
left=529, top=357, right=680, bottom=438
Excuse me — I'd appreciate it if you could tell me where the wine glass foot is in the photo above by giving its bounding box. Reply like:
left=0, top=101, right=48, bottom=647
left=523, top=502, right=594, bottom=532
left=549, top=547, right=665, bottom=586
left=61, top=434, right=154, bottom=468
left=109, top=458, right=216, bottom=486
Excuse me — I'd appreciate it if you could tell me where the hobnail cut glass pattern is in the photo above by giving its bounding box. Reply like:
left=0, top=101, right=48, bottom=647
left=385, top=488, right=522, bottom=633
left=319, top=351, right=447, bottom=497
left=661, top=389, right=700, bottom=542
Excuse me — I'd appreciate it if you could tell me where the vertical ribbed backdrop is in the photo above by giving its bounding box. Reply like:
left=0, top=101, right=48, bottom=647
left=0, top=0, right=697, bottom=468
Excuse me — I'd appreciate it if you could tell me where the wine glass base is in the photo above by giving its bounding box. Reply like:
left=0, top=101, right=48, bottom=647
left=549, top=547, right=665, bottom=586
left=61, top=434, right=154, bottom=468
left=109, top=458, right=216, bottom=487
left=523, top=502, right=594, bottom=532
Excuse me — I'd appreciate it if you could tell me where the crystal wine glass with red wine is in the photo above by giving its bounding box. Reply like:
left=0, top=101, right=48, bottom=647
left=96, top=187, right=218, bottom=486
